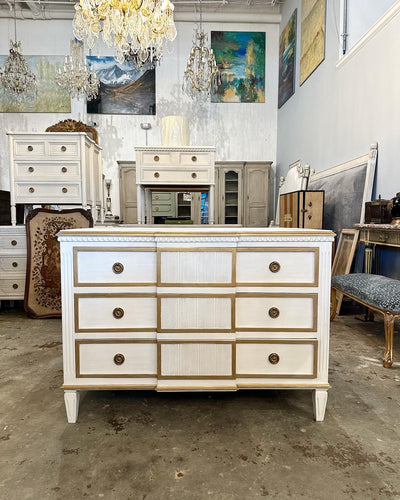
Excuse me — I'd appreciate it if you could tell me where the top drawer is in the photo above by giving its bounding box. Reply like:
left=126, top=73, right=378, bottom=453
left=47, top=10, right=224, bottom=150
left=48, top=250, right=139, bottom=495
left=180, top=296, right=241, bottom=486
left=13, top=140, right=46, bottom=157
left=140, top=151, right=212, bottom=167
left=236, top=248, right=319, bottom=286
left=140, top=167, right=213, bottom=185
left=12, top=139, right=80, bottom=159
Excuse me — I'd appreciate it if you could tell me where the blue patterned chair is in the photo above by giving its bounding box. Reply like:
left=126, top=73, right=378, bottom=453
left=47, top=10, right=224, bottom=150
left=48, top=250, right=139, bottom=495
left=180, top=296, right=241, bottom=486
left=331, top=273, right=400, bottom=368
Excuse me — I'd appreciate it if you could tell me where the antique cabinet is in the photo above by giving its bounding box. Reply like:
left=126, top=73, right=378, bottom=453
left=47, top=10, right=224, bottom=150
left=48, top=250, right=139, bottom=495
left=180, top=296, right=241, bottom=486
left=280, top=190, right=324, bottom=229
left=8, top=132, right=104, bottom=225
left=0, top=226, right=26, bottom=301
left=59, top=226, right=334, bottom=423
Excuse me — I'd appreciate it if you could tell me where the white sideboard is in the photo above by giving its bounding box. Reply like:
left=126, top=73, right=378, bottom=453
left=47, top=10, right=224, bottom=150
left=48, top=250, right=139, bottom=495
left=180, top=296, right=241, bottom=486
left=58, top=226, right=334, bottom=423
left=0, top=225, right=26, bottom=301
left=134, top=146, right=216, bottom=224
left=7, top=132, right=104, bottom=225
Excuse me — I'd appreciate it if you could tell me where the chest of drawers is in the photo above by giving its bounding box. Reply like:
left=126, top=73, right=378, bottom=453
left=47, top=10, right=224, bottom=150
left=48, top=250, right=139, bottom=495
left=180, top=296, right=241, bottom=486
left=7, top=132, right=104, bottom=225
left=59, top=226, right=334, bottom=423
left=0, top=226, right=27, bottom=301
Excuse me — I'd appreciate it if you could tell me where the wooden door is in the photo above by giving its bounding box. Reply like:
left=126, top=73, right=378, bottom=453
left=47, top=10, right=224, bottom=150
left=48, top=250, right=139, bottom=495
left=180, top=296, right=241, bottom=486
left=244, top=162, right=271, bottom=227
left=118, top=161, right=137, bottom=224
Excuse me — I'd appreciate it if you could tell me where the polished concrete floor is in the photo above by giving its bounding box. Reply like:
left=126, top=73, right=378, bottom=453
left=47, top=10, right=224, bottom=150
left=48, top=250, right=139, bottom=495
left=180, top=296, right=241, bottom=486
left=1, top=302, right=399, bottom=500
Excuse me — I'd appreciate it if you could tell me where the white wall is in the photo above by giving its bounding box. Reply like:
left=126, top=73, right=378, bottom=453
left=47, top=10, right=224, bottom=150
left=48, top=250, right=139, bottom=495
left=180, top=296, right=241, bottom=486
left=0, top=17, right=279, bottom=217
left=277, top=0, right=400, bottom=202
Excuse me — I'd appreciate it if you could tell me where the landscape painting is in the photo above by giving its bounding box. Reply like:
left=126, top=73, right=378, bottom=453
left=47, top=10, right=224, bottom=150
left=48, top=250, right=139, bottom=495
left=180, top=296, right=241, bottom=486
left=211, top=31, right=265, bottom=103
left=0, top=55, right=70, bottom=113
left=300, top=0, right=326, bottom=85
left=87, top=56, right=155, bottom=115
left=278, top=9, right=297, bottom=108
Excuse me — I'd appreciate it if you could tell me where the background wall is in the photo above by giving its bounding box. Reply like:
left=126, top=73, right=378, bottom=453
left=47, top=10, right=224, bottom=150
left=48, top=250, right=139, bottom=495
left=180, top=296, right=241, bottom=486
left=0, top=17, right=279, bottom=218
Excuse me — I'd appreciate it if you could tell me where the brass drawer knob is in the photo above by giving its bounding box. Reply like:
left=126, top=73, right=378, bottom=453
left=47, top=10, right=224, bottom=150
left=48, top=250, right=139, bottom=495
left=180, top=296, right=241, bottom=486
left=114, top=353, right=125, bottom=365
left=28, top=166, right=34, bottom=173
left=112, top=262, right=124, bottom=274
left=268, top=307, right=280, bottom=319
left=12, top=283, right=18, bottom=290
left=155, top=207, right=159, bottom=211
left=191, top=172, right=197, bottom=179
left=113, top=307, right=124, bottom=319
left=192, top=155, right=197, bottom=162
left=11, top=240, right=17, bottom=246
left=27, top=145, right=33, bottom=151
left=12, top=262, right=18, bottom=268
left=29, top=187, right=35, bottom=193
left=61, top=145, right=67, bottom=152
left=154, top=155, right=159, bottom=162
left=268, top=353, right=280, bottom=365
left=61, top=167, right=67, bottom=173
left=269, top=261, right=280, bottom=273
left=154, top=172, right=160, bottom=178
left=62, top=187, right=68, bottom=193
left=155, top=195, right=159, bottom=200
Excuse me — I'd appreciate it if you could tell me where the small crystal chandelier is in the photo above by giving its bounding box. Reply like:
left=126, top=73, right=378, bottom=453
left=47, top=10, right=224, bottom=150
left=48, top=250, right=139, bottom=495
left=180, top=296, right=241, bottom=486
left=72, top=0, right=177, bottom=66
left=56, top=39, right=99, bottom=101
left=182, top=0, right=220, bottom=100
left=0, top=0, right=36, bottom=99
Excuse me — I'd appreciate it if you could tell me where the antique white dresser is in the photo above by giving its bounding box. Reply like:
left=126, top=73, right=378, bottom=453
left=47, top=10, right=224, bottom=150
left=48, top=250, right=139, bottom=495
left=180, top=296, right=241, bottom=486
left=7, top=132, right=104, bottom=225
left=0, top=225, right=26, bottom=301
left=58, top=226, right=334, bottom=423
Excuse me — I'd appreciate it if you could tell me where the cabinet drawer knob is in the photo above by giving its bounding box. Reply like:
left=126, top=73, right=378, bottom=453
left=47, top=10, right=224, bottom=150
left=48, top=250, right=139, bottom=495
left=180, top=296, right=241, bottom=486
left=155, top=207, right=159, bottom=211
left=11, top=240, right=17, bottom=246
left=61, top=145, right=67, bottom=152
left=154, top=172, right=160, bottom=178
left=155, top=195, right=159, bottom=200
left=12, top=261, right=18, bottom=268
left=191, top=155, right=197, bottom=162
left=113, top=353, right=125, bottom=365
left=62, top=187, right=68, bottom=193
left=61, top=167, right=67, bottom=173
left=12, top=283, right=18, bottom=290
left=28, top=166, right=34, bottom=173
left=113, top=307, right=124, bottom=319
left=29, top=187, right=35, bottom=193
left=191, top=172, right=197, bottom=179
left=268, top=307, right=280, bottom=319
left=112, top=262, right=124, bottom=274
left=27, top=145, right=33, bottom=152
left=269, top=261, right=280, bottom=273
left=268, top=352, right=280, bottom=365
left=154, top=155, right=159, bottom=162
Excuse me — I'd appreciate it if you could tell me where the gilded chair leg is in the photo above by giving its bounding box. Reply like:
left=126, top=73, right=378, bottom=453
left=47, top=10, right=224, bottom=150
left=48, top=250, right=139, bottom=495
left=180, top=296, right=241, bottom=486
left=383, top=313, right=395, bottom=368
left=330, top=288, right=337, bottom=321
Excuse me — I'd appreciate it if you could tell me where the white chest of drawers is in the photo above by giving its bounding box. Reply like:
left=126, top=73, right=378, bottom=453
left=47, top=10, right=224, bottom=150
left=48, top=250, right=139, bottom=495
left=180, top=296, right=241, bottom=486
left=59, top=226, right=334, bottom=423
left=0, top=226, right=27, bottom=300
left=7, top=132, right=104, bottom=225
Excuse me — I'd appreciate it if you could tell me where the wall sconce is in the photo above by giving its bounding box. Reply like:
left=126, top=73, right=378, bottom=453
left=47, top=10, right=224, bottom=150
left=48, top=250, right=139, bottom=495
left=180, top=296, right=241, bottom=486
left=105, top=178, right=113, bottom=218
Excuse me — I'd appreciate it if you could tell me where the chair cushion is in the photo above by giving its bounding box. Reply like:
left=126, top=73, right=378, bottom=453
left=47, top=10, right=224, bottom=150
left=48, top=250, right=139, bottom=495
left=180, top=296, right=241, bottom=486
left=331, top=273, right=400, bottom=315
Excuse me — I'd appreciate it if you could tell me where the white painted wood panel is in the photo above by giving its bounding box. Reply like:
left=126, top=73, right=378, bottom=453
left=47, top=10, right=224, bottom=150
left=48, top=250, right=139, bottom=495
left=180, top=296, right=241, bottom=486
left=14, top=162, right=81, bottom=179
left=14, top=182, right=82, bottom=203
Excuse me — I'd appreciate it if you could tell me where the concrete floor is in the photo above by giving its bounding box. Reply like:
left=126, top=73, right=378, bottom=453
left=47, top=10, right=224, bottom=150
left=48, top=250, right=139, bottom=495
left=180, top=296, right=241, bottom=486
left=0, top=303, right=399, bottom=500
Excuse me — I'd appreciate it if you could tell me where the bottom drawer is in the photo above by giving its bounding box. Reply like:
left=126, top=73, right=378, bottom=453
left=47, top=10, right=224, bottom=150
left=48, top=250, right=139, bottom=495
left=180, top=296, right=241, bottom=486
left=0, top=278, right=25, bottom=298
left=159, top=341, right=234, bottom=379
left=236, top=340, right=317, bottom=378
left=76, top=340, right=157, bottom=378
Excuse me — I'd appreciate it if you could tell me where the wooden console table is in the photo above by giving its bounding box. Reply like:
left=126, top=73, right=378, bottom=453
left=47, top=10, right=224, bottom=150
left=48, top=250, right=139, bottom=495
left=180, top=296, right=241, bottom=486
left=355, top=223, right=400, bottom=273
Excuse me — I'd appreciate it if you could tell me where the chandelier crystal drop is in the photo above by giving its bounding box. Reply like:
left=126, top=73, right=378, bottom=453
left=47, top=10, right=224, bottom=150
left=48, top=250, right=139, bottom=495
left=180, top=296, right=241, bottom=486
left=72, top=0, right=177, bottom=65
left=56, top=39, right=99, bottom=101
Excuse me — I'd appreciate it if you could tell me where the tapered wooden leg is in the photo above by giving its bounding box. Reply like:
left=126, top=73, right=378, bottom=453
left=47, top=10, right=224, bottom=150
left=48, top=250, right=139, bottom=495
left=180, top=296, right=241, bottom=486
left=383, top=313, right=395, bottom=368
left=312, top=389, right=328, bottom=421
left=330, top=288, right=337, bottom=321
left=64, top=390, right=80, bottom=423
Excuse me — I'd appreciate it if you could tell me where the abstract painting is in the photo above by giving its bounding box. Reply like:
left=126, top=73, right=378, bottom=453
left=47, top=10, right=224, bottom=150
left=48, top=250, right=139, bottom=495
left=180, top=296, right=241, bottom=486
left=300, top=0, right=326, bottom=85
left=87, top=56, right=155, bottom=115
left=278, top=9, right=297, bottom=108
left=211, top=31, right=265, bottom=103
left=0, top=55, right=70, bottom=113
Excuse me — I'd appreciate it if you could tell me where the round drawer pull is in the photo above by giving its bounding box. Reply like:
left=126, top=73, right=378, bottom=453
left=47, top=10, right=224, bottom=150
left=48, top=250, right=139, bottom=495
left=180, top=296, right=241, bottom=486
left=113, top=353, right=125, bottom=365
left=28, top=166, right=34, bottom=173
left=155, top=195, right=159, bottom=200
left=154, top=172, right=160, bottom=178
left=61, top=167, right=67, bottom=173
left=112, top=262, right=124, bottom=274
left=61, top=145, right=67, bottom=152
left=191, top=155, right=197, bottom=162
left=11, top=240, right=17, bottom=246
left=154, top=155, right=159, bottom=162
left=12, top=262, right=18, bottom=268
left=62, top=187, right=68, bottom=193
left=268, top=353, right=280, bottom=365
left=269, top=261, right=280, bottom=273
left=29, top=187, right=35, bottom=193
left=113, top=307, right=124, bottom=319
left=268, top=307, right=280, bottom=319
left=155, top=207, right=159, bottom=211
left=27, top=145, right=33, bottom=152
left=191, top=172, right=197, bottom=179
left=12, top=283, right=18, bottom=290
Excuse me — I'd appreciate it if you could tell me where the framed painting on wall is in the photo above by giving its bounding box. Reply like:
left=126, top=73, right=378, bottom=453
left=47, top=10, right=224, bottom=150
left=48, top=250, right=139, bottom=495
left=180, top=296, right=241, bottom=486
left=87, top=56, right=156, bottom=115
left=278, top=9, right=297, bottom=108
left=0, top=55, right=71, bottom=113
left=300, top=0, right=326, bottom=85
left=211, top=31, right=265, bottom=103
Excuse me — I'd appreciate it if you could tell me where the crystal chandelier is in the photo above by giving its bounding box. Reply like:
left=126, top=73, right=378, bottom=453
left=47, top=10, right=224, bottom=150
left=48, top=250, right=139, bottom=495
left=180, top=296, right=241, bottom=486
left=72, top=0, right=177, bottom=66
left=56, top=39, right=99, bottom=101
left=182, top=0, right=220, bottom=100
left=0, top=0, right=36, bottom=99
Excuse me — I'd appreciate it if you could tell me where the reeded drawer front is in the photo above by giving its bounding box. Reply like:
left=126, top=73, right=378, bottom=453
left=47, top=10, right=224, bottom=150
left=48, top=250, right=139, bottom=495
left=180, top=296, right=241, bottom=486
left=14, top=162, right=81, bottom=180
left=140, top=167, right=212, bottom=184
left=13, top=140, right=46, bottom=157
left=236, top=248, right=318, bottom=286
left=0, top=231, right=26, bottom=250
left=158, top=295, right=234, bottom=332
left=0, top=256, right=27, bottom=273
left=159, top=341, right=234, bottom=379
left=14, top=182, right=81, bottom=202
left=236, top=340, right=317, bottom=378
left=76, top=340, right=157, bottom=377
left=236, top=293, right=317, bottom=331
left=0, top=278, right=25, bottom=297
left=158, top=249, right=234, bottom=286
left=74, top=248, right=157, bottom=286
left=75, top=294, right=157, bottom=332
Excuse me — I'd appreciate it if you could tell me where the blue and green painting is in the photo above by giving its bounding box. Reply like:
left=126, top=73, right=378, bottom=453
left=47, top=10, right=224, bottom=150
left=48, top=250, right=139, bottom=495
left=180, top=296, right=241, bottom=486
left=278, top=9, right=297, bottom=108
left=211, top=31, right=265, bottom=103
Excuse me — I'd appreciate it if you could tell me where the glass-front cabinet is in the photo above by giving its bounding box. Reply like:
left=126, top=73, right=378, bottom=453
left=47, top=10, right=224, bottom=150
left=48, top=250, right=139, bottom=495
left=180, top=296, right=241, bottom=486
left=217, top=164, right=243, bottom=225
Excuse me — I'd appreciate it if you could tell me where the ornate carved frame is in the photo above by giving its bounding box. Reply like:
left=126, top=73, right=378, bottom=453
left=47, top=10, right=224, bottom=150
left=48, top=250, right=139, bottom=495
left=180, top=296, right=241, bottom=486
left=45, top=119, right=98, bottom=144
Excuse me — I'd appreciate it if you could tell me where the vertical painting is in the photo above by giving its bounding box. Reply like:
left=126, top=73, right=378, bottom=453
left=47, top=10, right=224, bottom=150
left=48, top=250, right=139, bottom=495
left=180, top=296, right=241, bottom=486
left=0, top=55, right=70, bottom=113
left=278, top=9, right=297, bottom=108
left=300, top=0, right=326, bottom=85
left=87, top=56, right=155, bottom=115
left=211, top=31, right=265, bottom=103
